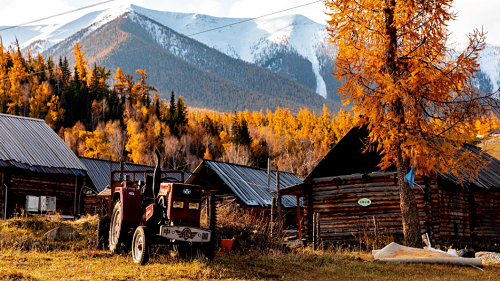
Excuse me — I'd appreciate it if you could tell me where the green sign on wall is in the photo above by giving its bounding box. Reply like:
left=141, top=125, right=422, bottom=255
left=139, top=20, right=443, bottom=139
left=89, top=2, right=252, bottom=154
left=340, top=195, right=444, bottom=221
left=358, top=198, right=372, bottom=207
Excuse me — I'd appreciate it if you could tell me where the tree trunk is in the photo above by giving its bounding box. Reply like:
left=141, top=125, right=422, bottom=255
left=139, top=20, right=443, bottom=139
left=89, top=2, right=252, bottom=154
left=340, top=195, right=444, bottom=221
left=385, top=0, right=422, bottom=248
left=395, top=143, right=422, bottom=248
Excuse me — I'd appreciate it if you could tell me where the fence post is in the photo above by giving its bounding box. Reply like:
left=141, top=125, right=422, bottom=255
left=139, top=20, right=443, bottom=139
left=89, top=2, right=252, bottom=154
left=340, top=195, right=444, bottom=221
left=312, top=212, right=317, bottom=250
left=271, top=197, right=276, bottom=237
left=316, top=213, right=321, bottom=250
left=373, top=216, right=379, bottom=250
left=276, top=171, right=282, bottom=240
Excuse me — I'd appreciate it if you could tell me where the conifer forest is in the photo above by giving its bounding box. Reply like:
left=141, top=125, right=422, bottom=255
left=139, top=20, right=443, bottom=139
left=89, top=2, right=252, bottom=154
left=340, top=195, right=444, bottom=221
left=1, top=41, right=498, bottom=177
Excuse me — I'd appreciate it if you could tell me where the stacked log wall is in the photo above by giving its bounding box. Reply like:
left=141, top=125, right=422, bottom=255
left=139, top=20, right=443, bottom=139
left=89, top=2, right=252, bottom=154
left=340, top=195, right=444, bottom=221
left=8, top=170, right=79, bottom=215
left=309, top=172, right=500, bottom=244
left=472, top=187, right=500, bottom=242
left=0, top=169, right=4, bottom=219
left=83, top=193, right=105, bottom=215
left=310, top=172, right=428, bottom=240
left=432, top=181, right=471, bottom=242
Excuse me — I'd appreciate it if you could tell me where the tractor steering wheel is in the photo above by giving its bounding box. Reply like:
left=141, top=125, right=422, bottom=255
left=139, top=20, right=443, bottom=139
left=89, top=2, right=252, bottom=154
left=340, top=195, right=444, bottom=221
left=161, top=177, right=181, bottom=183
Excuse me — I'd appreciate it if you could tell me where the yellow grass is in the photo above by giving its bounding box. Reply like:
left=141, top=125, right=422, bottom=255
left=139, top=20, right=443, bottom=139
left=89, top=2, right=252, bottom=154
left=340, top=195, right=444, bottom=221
left=1, top=248, right=500, bottom=280
left=1, top=213, right=500, bottom=280
left=479, top=135, right=500, bottom=160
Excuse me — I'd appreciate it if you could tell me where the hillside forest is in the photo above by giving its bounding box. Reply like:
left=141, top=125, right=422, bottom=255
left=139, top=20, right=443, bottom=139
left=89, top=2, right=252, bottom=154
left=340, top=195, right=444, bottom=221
left=1, top=41, right=499, bottom=177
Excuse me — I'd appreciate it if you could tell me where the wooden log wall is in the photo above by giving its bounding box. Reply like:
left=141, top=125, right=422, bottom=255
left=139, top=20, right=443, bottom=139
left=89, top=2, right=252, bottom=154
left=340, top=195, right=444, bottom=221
left=308, top=172, right=500, bottom=244
left=8, top=169, right=80, bottom=215
left=434, top=181, right=500, bottom=243
left=430, top=181, right=471, bottom=242
left=472, top=187, right=500, bottom=242
left=240, top=204, right=304, bottom=226
left=0, top=169, right=4, bottom=219
left=83, top=193, right=105, bottom=215
left=309, top=172, right=430, bottom=241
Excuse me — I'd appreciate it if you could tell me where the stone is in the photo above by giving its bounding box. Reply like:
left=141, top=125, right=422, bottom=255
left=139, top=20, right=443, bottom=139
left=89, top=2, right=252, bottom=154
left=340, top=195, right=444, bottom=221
left=43, top=226, right=80, bottom=241
left=476, top=252, right=500, bottom=264
left=81, top=222, right=91, bottom=231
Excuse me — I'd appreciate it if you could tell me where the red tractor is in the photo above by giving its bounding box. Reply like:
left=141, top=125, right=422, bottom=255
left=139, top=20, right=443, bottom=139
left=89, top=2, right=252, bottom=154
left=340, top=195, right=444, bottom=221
left=97, top=150, right=215, bottom=264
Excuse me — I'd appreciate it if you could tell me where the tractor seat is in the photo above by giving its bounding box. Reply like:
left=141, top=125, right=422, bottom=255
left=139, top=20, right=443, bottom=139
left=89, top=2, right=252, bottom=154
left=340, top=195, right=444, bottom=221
left=141, top=174, right=154, bottom=198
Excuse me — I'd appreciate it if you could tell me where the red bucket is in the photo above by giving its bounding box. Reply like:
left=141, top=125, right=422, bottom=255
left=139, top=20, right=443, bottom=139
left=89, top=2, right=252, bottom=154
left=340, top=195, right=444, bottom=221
left=220, top=237, right=236, bottom=253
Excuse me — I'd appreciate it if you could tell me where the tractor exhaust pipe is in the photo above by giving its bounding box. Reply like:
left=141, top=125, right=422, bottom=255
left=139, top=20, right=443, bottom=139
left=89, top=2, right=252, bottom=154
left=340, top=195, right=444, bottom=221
left=153, top=149, right=161, bottom=198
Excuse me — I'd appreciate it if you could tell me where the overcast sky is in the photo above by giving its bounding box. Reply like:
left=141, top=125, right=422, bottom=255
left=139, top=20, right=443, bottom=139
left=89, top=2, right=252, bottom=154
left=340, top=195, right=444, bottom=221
left=0, top=0, right=499, bottom=45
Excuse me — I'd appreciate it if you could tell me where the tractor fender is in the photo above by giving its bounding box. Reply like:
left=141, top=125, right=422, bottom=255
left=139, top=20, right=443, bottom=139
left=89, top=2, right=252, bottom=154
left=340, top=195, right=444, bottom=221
left=114, top=187, right=142, bottom=222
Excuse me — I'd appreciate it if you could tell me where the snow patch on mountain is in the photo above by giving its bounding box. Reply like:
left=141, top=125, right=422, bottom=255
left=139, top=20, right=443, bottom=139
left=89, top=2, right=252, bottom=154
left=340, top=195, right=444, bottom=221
left=478, top=44, right=500, bottom=92
left=127, top=5, right=330, bottom=98
left=3, top=3, right=500, bottom=98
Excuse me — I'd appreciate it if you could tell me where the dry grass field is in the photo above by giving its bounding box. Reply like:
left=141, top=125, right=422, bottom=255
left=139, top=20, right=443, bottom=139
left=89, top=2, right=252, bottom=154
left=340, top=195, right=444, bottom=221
left=1, top=213, right=500, bottom=280
left=479, top=135, right=500, bottom=160
left=2, top=248, right=500, bottom=280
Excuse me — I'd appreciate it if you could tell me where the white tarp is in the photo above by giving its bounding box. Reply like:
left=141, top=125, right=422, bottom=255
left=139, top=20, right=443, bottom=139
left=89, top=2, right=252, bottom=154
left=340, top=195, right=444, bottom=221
left=374, top=242, right=482, bottom=266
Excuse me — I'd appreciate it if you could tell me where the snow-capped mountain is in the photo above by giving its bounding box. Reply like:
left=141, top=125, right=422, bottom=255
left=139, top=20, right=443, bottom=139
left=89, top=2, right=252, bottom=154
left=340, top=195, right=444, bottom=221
left=1, top=4, right=339, bottom=100
left=476, top=44, right=500, bottom=94
left=124, top=5, right=331, bottom=98
left=1, top=3, right=498, bottom=106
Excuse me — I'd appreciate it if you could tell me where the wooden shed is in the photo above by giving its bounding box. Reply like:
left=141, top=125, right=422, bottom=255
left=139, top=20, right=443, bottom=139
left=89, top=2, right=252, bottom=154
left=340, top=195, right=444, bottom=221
left=282, top=125, right=500, bottom=245
left=186, top=160, right=303, bottom=221
left=0, top=113, right=87, bottom=218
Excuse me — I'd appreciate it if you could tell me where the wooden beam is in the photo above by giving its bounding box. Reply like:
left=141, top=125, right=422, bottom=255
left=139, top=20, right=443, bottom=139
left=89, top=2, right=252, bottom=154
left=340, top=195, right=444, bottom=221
left=276, top=171, right=282, bottom=240
left=297, top=195, right=302, bottom=240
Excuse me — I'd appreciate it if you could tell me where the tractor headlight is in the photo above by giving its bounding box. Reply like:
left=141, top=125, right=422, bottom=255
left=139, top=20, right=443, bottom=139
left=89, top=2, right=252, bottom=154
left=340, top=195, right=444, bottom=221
left=188, top=202, right=200, bottom=210
left=172, top=201, right=184, bottom=209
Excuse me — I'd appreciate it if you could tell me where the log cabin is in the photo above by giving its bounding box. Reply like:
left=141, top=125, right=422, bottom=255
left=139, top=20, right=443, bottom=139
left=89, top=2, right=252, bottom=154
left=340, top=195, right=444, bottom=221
left=0, top=113, right=87, bottom=218
left=281, top=125, right=500, bottom=246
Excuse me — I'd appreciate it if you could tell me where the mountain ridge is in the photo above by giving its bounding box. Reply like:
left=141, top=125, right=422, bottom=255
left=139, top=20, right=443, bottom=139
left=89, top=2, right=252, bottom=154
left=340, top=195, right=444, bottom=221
left=1, top=4, right=499, bottom=109
left=41, top=13, right=339, bottom=113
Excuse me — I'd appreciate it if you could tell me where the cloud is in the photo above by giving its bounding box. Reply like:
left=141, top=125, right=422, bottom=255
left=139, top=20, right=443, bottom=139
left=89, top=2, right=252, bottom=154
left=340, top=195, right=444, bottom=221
left=229, top=0, right=328, bottom=24
left=448, top=0, right=500, bottom=45
left=0, top=0, right=145, bottom=27
left=0, top=0, right=72, bottom=26
left=197, top=0, right=222, bottom=16
left=141, top=0, right=224, bottom=17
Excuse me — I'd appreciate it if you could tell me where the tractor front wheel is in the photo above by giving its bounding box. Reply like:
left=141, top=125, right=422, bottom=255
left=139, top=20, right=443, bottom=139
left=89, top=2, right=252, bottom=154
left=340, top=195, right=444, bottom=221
left=132, top=226, right=150, bottom=265
left=109, top=201, right=130, bottom=254
left=201, top=240, right=215, bottom=260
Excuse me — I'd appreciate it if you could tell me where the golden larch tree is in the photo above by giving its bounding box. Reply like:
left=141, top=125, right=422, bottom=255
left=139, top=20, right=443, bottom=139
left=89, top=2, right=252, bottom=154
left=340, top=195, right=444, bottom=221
left=326, top=0, right=496, bottom=246
left=73, top=43, right=89, bottom=86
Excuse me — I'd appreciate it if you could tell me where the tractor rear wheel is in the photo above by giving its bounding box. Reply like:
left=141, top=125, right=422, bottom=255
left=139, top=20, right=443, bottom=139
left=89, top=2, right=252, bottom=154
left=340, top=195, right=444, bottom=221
left=132, top=226, right=150, bottom=265
left=97, top=216, right=109, bottom=250
left=109, top=201, right=131, bottom=254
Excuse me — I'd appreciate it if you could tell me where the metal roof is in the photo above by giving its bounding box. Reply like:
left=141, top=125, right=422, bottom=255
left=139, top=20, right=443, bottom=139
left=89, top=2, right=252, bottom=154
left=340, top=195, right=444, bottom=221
left=186, top=160, right=303, bottom=207
left=79, top=157, right=190, bottom=192
left=438, top=144, right=500, bottom=189
left=0, top=113, right=86, bottom=175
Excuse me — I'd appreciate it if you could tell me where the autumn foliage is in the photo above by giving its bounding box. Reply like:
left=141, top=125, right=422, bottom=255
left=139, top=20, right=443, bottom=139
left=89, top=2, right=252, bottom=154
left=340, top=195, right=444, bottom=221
left=0, top=40, right=365, bottom=177
left=1, top=38, right=499, bottom=182
left=326, top=0, right=498, bottom=246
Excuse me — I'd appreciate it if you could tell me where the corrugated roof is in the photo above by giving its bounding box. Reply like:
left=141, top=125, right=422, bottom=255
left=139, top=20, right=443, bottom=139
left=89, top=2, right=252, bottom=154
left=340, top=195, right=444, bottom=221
left=186, top=160, right=303, bottom=207
left=0, top=113, right=86, bottom=175
left=79, top=157, right=190, bottom=192
left=438, top=144, right=500, bottom=189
